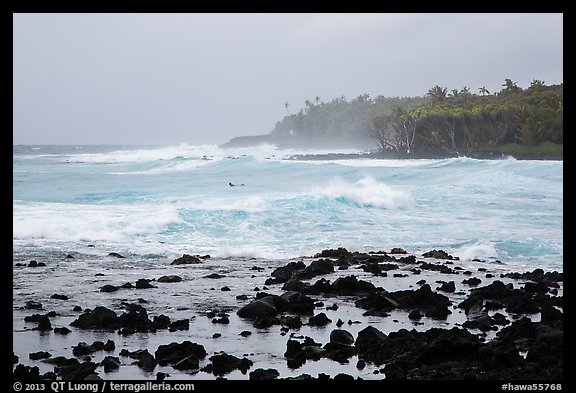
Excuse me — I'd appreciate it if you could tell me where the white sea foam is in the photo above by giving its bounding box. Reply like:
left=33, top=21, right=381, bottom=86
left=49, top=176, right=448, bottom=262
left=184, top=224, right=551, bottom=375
left=185, top=196, right=269, bottom=212
left=13, top=144, right=563, bottom=271
left=316, top=176, right=414, bottom=209
left=453, top=241, right=499, bottom=261
left=12, top=202, right=182, bottom=242
left=64, top=144, right=224, bottom=164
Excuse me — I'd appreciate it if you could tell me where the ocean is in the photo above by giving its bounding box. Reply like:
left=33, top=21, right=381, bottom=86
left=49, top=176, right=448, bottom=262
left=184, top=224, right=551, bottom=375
left=12, top=143, right=564, bottom=380
left=13, top=144, right=563, bottom=271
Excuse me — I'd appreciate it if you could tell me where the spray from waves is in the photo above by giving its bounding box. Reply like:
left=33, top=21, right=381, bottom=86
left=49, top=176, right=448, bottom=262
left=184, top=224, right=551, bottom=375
left=315, top=176, right=414, bottom=209
left=12, top=202, right=182, bottom=243
left=59, top=144, right=226, bottom=164
left=452, top=241, right=499, bottom=261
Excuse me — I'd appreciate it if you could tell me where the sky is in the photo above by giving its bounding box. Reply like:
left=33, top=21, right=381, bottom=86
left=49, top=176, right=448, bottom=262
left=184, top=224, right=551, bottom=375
left=13, top=13, right=563, bottom=146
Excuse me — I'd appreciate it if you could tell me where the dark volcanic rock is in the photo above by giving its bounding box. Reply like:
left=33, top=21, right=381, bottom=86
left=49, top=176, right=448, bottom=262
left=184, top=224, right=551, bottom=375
left=422, top=249, right=458, bottom=260
left=173, top=356, right=200, bottom=371
left=280, top=291, right=316, bottom=314
left=387, top=284, right=452, bottom=319
left=56, top=360, right=99, bottom=380
left=100, top=285, right=120, bottom=293
left=249, top=368, right=280, bottom=380
left=418, top=261, right=457, bottom=274
left=120, top=349, right=157, bottom=371
left=153, top=314, right=172, bottom=329
left=355, top=291, right=397, bottom=315
left=156, top=372, right=170, bottom=381
left=330, top=329, right=355, bottom=345
left=138, top=351, right=158, bottom=372
left=25, top=301, right=43, bottom=310
left=323, top=341, right=356, bottom=363
left=540, top=304, right=563, bottom=324
left=458, top=280, right=541, bottom=315
left=384, top=327, right=482, bottom=379
left=330, top=275, right=376, bottom=296
left=34, top=315, right=53, bottom=331
left=436, top=281, right=456, bottom=293
left=135, top=279, right=157, bottom=289
left=157, top=275, right=183, bottom=283
left=355, top=326, right=388, bottom=361
left=29, top=351, right=52, bottom=361
left=237, top=299, right=279, bottom=319
left=314, top=248, right=352, bottom=258
left=72, top=342, right=96, bottom=357
left=51, top=294, right=69, bottom=300
left=100, top=356, right=121, bottom=372
left=308, top=312, right=332, bottom=327
left=293, top=259, right=335, bottom=280
left=168, top=319, right=190, bottom=331
left=284, top=338, right=325, bottom=368
left=28, top=260, right=47, bottom=267
left=501, top=269, right=563, bottom=288
left=462, top=277, right=482, bottom=286
left=205, top=353, right=253, bottom=375
left=170, top=254, right=202, bottom=265
left=204, top=273, right=226, bottom=279
left=265, top=261, right=306, bottom=284
left=462, top=313, right=498, bottom=332
left=14, top=364, right=41, bottom=380
left=155, top=341, right=207, bottom=366
left=108, top=252, right=125, bottom=258
left=117, top=304, right=157, bottom=332
left=70, top=306, right=119, bottom=329
left=282, top=278, right=312, bottom=293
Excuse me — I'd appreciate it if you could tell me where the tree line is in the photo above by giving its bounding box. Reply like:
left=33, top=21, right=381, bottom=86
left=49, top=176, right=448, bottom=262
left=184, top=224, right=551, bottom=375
left=270, top=79, right=563, bottom=156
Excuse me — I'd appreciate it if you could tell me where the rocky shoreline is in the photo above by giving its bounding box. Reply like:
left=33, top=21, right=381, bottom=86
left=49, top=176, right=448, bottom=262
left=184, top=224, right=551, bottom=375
left=13, top=247, right=563, bottom=382
left=285, top=151, right=563, bottom=161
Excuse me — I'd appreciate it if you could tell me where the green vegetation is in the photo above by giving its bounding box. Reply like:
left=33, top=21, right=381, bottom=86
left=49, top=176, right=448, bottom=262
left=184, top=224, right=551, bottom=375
left=271, top=79, right=563, bottom=158
left=491, top=141, right=563, bottom=157
left=271, top=94, right=426, bottom=140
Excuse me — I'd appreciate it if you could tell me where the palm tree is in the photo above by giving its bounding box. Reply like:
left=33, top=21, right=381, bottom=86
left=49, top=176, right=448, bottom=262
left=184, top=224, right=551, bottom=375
left=478, top=86, right=490, bottom=96
left=426, top=85, right=448, bottom=103
left=284, top=102, right=291, bottom=114
left=501, top=79, right=521, bottom=94
left=529, top=79, right=546, bottom=91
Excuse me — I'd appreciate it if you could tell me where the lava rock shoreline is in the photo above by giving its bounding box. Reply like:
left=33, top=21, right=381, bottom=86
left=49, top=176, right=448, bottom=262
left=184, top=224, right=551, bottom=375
left=13, top=247, right=563, bottom=381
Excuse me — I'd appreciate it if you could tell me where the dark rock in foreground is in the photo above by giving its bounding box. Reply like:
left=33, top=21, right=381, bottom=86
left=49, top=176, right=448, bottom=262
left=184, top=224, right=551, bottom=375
left=203, top=353, right=254, bottom=375
left=237, top=298, right=279, bottom=319
left=387, top=284, right=452, bottom=319
left=158, top=275, right=183, bottom=283
left=422, top=249, right=459, bottom=260
left=70, top=306, right=119, bottom=329
left=249, top=368, right=280, bottom=380
left=155, top=341, right=207, bottom=367
left=170, top=254, right=209, bottom=265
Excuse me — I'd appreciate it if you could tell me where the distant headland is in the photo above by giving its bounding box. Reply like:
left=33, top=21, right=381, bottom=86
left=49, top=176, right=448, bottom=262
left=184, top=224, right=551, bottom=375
left=222, top=79, right=563, bottom=161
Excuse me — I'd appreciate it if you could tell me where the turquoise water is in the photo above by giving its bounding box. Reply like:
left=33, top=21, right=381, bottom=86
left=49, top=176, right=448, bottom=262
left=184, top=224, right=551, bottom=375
left=13, top=144, right=563, bottom=271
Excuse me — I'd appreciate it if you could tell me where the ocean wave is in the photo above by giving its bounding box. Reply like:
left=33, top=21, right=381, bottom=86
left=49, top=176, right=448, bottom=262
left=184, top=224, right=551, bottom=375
left=12, top=202, right=182, bottom=242
left=315, top=176, right=414, bottom=209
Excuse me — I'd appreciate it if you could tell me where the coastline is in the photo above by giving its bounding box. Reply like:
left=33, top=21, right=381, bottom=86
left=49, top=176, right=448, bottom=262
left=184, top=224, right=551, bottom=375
left=284, top=150, right=563, bottom=162
left=13, top=247, right=563, bottom=381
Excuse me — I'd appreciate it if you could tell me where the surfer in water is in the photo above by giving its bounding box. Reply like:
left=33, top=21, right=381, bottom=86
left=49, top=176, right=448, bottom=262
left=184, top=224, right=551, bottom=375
left=229, top=182, right=245, bottom=187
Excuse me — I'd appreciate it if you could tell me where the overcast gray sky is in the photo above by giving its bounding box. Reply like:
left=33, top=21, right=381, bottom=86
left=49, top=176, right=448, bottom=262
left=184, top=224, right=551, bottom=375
left=13, top=13, right=563, bottom=146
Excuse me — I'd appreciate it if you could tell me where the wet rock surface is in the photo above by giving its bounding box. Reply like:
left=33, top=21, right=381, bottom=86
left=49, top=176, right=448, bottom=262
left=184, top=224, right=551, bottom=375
left=13, top=247, right=562, bottom=381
